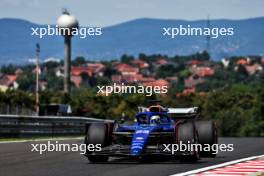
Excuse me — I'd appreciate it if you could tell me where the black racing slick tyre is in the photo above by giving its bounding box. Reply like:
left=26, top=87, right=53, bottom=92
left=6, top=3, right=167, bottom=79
left=196, top=121, right=218, bottom=157
left=177, top=122, right=200, bottom=162
left=85, top=123, right=109, bottom=163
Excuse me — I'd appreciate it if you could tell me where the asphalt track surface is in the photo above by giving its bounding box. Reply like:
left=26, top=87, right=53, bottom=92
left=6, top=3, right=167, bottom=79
left=0, top=138, right=263, bottom=176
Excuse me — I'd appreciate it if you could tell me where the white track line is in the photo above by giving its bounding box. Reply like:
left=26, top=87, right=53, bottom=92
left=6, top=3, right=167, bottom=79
left=0, top=137, right=83, bottom=144
left=170, top=154, right=264, bottom=176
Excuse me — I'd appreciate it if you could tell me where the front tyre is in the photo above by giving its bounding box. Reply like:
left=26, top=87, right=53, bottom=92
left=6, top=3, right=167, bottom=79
left=85, top=123, right=109, bottom=163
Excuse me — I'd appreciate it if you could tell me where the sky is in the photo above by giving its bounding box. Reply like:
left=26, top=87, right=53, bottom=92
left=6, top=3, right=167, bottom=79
left=0, top=0, right=264, bottom=27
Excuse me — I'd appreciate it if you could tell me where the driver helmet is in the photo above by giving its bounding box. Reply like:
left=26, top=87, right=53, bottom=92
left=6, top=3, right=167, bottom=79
left=139, top=116, right=148, bottom=124
left=150, top=115, right=160, bottom=124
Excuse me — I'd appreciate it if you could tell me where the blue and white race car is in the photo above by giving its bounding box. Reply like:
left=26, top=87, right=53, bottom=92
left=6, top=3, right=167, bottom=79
left=84, top=104, right=218, bottom=162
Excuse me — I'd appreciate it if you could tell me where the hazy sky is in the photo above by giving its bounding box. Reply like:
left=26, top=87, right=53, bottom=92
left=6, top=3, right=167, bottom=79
left=0, top=0, right=264, bottom=27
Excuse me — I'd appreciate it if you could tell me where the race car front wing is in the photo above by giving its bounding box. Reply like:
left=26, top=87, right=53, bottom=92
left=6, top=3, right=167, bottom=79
left=84, top=144, right=193, bottom=157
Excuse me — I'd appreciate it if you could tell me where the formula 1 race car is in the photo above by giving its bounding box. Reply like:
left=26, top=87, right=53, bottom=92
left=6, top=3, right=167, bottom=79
left=84, top=103, right=218, bottom=163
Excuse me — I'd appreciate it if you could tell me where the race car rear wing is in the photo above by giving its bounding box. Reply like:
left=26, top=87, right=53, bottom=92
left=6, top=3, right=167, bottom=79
left=167, top=107, right=199, bottom=119
left=167, top=107, right=198, bottom=114
left=138, top=106, right=199, bottom=119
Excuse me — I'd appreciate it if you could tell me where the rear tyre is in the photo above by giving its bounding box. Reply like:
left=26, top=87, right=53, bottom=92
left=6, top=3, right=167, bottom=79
left=177, top=122, right=200, bottom=162
left=85, top=123, right=109, bottom=163
left=196, top=121, right=218, bottom=157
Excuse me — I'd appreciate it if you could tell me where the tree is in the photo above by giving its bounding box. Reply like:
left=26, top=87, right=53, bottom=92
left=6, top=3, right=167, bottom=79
left=72, top=56, right=86, bottom=66
left=121, top=54, right=134, bottom=63
left=1, top=64, right=18, bottom=74
left=139, top=53, right=147, bottom=61
left=103, top=65, right=116, bottom=78
left=43, top=61, right=60, bottom=71
left=46, top=72, right=64, bottom=91
left=16, top=73, right=35, bottom=91
left=236, top=65, right=249, bottom=82
left=199, top=51, right=210, bottom=61
left=156, top=64, right=181, bottom=78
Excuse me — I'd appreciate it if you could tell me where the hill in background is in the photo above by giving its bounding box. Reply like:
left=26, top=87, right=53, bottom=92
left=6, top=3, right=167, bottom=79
left=0, top=17, right=263, bottom=64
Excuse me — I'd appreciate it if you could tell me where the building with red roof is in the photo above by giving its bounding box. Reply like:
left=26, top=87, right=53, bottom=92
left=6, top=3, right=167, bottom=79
left=115, top=63, right=139, bottom=75
left=0, top=74, right=18, bottom=91
left=236, top=59, right=248, bottom=65
left=176, top=87, right=206, bottom=97
left=87, top=63, right=105, bottom=76
left=138, top=77, right=156, bottom=84
left=141, top=79, right=169, bottom=88
left=155, top=58, right=168, bottom=66
left=189, top=66, right=214, bottom=77
left=130, top=59, right=149, bottom=69
left=261, top=58, right=264, bottom=64
left=111, top=74, right=155, bottom=84
left=184, top=75, right=204, bottom=88
left=176, top=87, right=196, bottom=97
left=71, top=75, right=82, bottom=88
left=245, top=64, right=263, bottom=75
left=186, top=60, right=204, bottom=66
left=71, top=67, right=93, bottom=77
